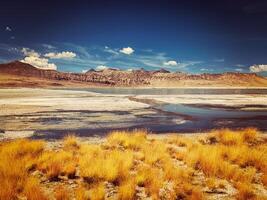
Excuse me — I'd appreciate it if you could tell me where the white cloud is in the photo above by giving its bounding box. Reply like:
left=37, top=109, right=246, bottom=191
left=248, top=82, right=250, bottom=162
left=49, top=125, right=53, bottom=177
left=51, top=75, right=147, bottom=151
left=21, top=56, right=57, bottom=70
left=163, top=60, right=178, bottom=66
left=96, top=65, right=108, bottom=71
left=44, top=51, right=76, bottom=59
left=82, top=69, right=88, bottom=73
left=20, top=47, right=57, bottom=70
left=10, top=36, right=15, bottom=40
left=5, top=26, right=11, bottom=31
left=104, top=46, right=119, bottom=55
left=200, top=68, right=209, bottom=71
left=119, top=47, right=134, bottom=55
left=249, top=64, right=267, bottom=72
left=21, top=47, right=40, bottom=57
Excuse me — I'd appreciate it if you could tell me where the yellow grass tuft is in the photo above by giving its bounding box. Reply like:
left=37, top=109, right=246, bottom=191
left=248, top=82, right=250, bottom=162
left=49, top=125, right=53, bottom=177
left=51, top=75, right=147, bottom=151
left=141, top=140, right=168, bottom=165
left=241, top=127, right=260, bottom=143
left=63, top=134, right=79, bottom=150
left=87, top=182, right=105, bottom=200
left=0, top=139, right=45, bottom=200
left=107, top=129, right=147, bottom=150
left=136, top=167, right=164, bottom=199
left=118, top=179, right=136, bottom=200
left=37, top=150, right=77, bottom=180
left=79, top=146, right=133, bottom=182
left=235, top=182, right=257, bottom=200
left=23, top=177, right=47, bottom=200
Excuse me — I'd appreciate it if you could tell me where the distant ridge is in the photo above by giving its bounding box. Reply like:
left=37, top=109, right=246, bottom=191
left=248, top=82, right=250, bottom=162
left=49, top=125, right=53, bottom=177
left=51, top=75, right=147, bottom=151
left=0, top=61, right=267, bottom=87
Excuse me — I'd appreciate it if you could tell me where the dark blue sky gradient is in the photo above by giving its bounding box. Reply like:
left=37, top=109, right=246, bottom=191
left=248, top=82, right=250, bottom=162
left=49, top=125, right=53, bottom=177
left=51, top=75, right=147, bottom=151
left=1, top=0, right=267, bottom=74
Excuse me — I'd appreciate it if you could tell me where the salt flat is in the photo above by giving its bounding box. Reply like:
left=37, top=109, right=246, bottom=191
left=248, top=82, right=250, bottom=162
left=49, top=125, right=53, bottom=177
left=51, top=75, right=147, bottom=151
left=1, top=88, right=267, bottom=138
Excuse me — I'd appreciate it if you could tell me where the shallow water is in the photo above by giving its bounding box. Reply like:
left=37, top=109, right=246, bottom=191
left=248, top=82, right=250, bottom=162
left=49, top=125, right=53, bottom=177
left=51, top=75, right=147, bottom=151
left=62, top=87, right=267, bottom=95
left=51, top=88, right=267, bottom=135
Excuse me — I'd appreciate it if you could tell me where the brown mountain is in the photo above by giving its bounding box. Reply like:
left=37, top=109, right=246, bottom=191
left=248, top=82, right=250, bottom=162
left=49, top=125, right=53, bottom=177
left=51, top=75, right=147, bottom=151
left=0, top=61, right=267, bottom=87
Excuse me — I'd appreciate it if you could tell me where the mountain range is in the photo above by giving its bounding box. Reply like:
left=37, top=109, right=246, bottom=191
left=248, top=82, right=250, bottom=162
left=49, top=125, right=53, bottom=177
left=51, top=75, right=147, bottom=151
left=0, top=61, right=266, bottom=87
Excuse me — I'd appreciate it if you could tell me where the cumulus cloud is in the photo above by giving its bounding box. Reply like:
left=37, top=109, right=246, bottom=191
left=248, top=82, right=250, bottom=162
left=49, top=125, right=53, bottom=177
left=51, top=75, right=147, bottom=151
left=249, top=64, right=267, bottom=72
left=163, top=60, right=178, bottom=66
left=44, top=51, right=76, bottom=59
left=21, top=56, right=57, bottom=70
left=96, top=65, right=108, bottom=71
left=21, top=47, right=40, bottom=57
left=20, top=47, right=57, bottom=70
left=5, top=26, right=12, bottom=31
left=119, top=47, right=134, bottom=55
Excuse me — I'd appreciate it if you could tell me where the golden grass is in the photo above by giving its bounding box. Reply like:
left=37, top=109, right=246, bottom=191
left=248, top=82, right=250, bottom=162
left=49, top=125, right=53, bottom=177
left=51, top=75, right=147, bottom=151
left=63, top=134, right=79, bottom=150
left=86, top=182, right=105, bottom=200
left=0, top=139, right=45, bottom=200
left=107, top=129, right=148, bottom=150
left=210, top=127, right=260, bottom=145
left=118, top=179, right=136, bottom=200
left=37, top=150, right=77, bottom=180
left=79, top=147, right=133, bottom=182
left=235, top=182, right=257, bottom=200
left=0, top=128, right=266, bottom=199
left=23, top=177, right=48, bottom=200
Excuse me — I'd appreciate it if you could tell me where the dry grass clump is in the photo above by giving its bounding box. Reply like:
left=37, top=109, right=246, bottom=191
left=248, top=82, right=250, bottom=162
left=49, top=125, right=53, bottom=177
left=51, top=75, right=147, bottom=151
left=23, top=177, right=48, bottom=200
left=136, top=166, right=164, bottom=198
left=63, top=134, right=79, bottom=150
left=142, top=140, right=168, bottom=165
left=75, top=183, right=105, bottom=200
left=183, top=142, right=257, bottom=183
left=107, top=129, right=147, bottom=150
left=118, top=179, right=136, bottom=200
left=37, top=150, right=77, bottom=180
left=166, top=135, right=195, bottom=147
left=235, top=182, right=257, bottom=200
left=86, top=182, right=105, bottom=200
left=175, top=182, right=204, bottom=200
left=79, top=146, right=133, bottom=182
left=210, top=127, right=260, bottom=145
left=0, top=139, right=46, bottom=200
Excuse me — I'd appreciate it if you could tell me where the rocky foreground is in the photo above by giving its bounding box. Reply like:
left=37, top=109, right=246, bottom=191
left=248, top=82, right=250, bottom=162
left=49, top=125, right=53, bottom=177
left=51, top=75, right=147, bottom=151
left=0, top=128, right=266, bottom=200
left=0, top=61, right=267, bottom=87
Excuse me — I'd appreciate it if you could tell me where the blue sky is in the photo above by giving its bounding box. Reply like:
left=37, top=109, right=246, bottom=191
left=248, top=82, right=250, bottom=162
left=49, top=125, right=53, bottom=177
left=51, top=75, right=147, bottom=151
left=1, top=0, right=267, bottom=75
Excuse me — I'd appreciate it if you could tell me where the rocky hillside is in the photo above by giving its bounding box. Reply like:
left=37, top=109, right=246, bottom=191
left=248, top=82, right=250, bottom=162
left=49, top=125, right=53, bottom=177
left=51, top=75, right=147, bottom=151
left=0, top=61, right=267, bottom=87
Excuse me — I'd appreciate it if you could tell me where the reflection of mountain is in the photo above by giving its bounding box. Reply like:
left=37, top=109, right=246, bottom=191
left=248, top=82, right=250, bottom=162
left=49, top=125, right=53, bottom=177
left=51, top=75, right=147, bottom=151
left=0, top=61, right=267, bottom=87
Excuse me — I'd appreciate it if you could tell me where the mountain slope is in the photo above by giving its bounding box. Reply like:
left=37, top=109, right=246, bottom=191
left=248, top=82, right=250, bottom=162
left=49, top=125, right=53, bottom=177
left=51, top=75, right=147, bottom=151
left=0, top=61, right=267, bottom=87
